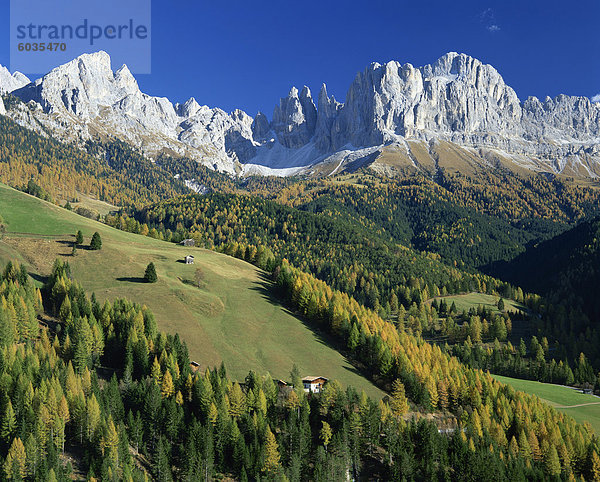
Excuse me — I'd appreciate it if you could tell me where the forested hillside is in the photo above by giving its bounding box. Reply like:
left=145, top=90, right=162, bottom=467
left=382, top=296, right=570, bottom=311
left=105, top=177, right=600, bottom=395
left=492, top=218, right=600, bottom=369
left=276, top=172, right=600, bottom=268
left=2, top=254, right=599, bottom=480
left=0, top=113, right=287, bottom=208
left=109, top=192, right=517, bottom=315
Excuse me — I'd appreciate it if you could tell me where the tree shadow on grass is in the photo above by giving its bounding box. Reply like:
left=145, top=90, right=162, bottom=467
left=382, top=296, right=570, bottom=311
left=116, top=277, right=146, bottom=283
left=249, top=272, right=380, bottom=390
left=28, top=271, right=48, bottom=284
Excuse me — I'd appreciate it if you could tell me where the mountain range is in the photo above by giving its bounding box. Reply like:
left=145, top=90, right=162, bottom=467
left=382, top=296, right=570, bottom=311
left=1, top=50, right=599, bottom=178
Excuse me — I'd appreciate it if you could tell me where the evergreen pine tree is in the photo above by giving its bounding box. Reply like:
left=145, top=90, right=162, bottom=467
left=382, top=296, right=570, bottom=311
left=144, top=262, right=158, bottom=283
left=90, top=232, right=102, bottom=250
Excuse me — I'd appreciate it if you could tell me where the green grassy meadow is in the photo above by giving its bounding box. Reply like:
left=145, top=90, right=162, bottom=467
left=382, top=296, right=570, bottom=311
left=0, top=184, right=383, bottom=398
left=493, top=375, right=600, bottom=433
left=431, top=292, right=525, bottom=314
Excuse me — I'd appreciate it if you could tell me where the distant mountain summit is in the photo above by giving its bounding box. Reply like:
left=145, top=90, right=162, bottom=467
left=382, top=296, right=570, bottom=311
left=1, top=51, right=599, bottom=177
left=0, top=65, right=29, bottom=94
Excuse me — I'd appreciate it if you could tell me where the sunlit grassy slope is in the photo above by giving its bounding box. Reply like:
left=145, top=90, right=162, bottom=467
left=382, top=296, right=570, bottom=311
left=493, top=375, right=600, bottom=434
left=0, top=184, right=383, bottom=398
left=430, top=292, right=525, bottom=314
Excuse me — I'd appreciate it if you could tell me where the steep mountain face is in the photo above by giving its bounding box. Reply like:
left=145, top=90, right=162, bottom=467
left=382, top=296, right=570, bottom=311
left=1, top=51, right=599, bottom=177
left=5, top=52, right=253, bottom=173
left=0, top=66, right=29, bottom=94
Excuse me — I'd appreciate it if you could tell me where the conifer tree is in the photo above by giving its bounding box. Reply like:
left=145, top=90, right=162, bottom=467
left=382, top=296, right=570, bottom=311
left=102, top=418, right=120, bottom=468
left=228, top=382, right=246, bottom=418
left=90, top=232, right=102, bottom=250
left=2, top=400, right=17, bottom=444
left=543, top=444, right=561, bottom=477
left=4, top=437, right=26, bottom=480
left=87, top=394, right=101, bottom=442
left=591, top=450, right=600, bottom=481
left=263, top=426, right=280, bottom=475
left=161, top=371, right=175, bottom=399
left=389, top=379, right=409, bottom=417
left=320, top=421, right=333, bottom=453
left=144, top=262, right=158, bottom=283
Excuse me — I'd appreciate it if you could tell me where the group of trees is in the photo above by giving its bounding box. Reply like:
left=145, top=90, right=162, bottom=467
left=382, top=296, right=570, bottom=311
left=496, top=217, right=600, bottom=370
left=408, top=300, right=513, bottom=344
left=0, top=111, right=294, bottom=211
left=6, top=103, right=600, bottom=478
left=0, top=114, right=190, bottom=207
left=100, top=175, right=600, bottom=395
left=450, top=338, right=598, bottom=387
left=71, top=230, right=101, bottom=255
left=7, top=259, right=597, bottom=479
left=269, top=259, right=600, bottom=479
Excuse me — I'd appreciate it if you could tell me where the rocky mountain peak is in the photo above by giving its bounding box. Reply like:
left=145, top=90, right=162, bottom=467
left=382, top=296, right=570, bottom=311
left=4, top=50, right=600, bottom=178
left=272, top=85, right=317, bottom=148
left=175, top=97, right=202, bottom=118
left=251, top=111, right=270, bottom=141
left=315, top=83, right=342, bottom=151
left=12, top=50, right=142, bottom=118
left=114, top=64, right=139, bottom=92
left=0, top=65, right=30, bottom=94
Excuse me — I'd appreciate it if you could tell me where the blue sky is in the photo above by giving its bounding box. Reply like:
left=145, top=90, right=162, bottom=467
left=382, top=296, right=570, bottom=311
left=2, top=0, right=599, bottom=116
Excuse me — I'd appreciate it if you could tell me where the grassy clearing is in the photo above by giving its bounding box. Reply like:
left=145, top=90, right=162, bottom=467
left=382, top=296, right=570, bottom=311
left=493, top=375, right=600, bottom=434
left=429, top=292, right=525, bottom=314
left=0, top=184, right=384, bottom=398
left=73, top=193, right=119, bottom=216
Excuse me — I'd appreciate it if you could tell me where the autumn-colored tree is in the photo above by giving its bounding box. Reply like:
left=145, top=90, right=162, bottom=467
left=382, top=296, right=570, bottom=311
left=102, top=417, right=120, bottom=468
left=2, top=400, right=17, bottom=443
left=4, top=437, right=26, bottom=480
left=151, top=357, right=162, bottom=385
left=228, top=382, right=246, bottom=418
left=389, top=379, right=409, bottom=417
left=208, top=402, right=218, bottom=427
left=320, top=421, right=333, bottom=452
left=591, top=450, right=600, bottom=481
left=256, top=389, right=267, bottom=416
left=263, top=425, right=280, bottom=474
left=86, top=394, right=101, bottom=442
left=528, top=430, right=542, bottom=462
left=543, top=444, right=561, bottom=477
left=161, top=370, right=175, bottom=399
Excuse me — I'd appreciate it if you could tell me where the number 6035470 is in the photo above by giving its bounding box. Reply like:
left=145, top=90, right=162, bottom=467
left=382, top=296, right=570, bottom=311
left=17, top=43, right=66, bottom=52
